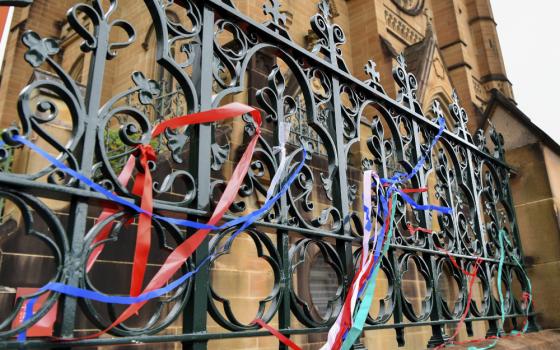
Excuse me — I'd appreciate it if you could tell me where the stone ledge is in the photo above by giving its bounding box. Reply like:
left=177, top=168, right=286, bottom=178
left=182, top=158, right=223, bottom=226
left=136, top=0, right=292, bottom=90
left=450, top=330, right=560, bottom=350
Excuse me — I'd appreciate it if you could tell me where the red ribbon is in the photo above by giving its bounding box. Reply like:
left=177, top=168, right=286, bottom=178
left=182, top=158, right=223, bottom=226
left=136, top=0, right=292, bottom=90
left=330, top=195, right=395, bottom=350
left=522, top=292, right=532, bottom=308
left=434, top=256, right=483, bottom=350
left=400, top=187, right=428, bottom=193
left=254, top=319, right=302, bottom=350
left=331, top=188, right=420, bottom=349
left=332, top=255, right=377, bottom=349
left=437, top=280, right=534, bottom=349
left=407, top=223, right=434, bottom=236
left=413, top=225, right=535, bottom=349
left=412, top=225, right=486, bottom=350
left=72, top=103, right=262, bottom=339
left=408, top=224, right=479, bottom=277
left=86, top=148, right=154, bottom=297
left=128, top=145, right=157, bottom=296
left=86, top=156, right=136, bottom=272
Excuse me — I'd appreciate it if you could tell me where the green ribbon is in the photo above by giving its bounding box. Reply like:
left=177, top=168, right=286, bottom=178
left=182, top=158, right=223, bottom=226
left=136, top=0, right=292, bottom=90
left=340, top=192, right=398, bottom=350
left=339, top=209, right=533, bottom=350
left=467, top=229, right=532, bottom=350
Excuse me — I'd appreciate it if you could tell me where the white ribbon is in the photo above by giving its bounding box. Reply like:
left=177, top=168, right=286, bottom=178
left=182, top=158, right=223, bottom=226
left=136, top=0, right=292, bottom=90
left=321, top=171, right=380, bottom=350
left=266, top=121, right=292, bottom=201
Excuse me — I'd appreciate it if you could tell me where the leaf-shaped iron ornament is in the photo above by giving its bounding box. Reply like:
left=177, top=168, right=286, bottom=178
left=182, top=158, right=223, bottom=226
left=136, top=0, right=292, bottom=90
left=211, top=142, right=230, bottom=171
left=393, top=53, right=422, bottom=114
left=164, top=126, right=190, bottom=164
left=489, top=121, right=505, bottom=160
left=364, top=59, right=385, bottom=93
left=449, top=90, right=473, bottom=142
left=132, top=71, right=161, bottom=105
left=256, top=65, right=297, bottom=122
left=262, top=0, right=291, bottom=39
left=22, top=31, right=60, bottom=68
left=310, top=0, right=349, bottom=72
left=67, top=0, right=135, bottom=59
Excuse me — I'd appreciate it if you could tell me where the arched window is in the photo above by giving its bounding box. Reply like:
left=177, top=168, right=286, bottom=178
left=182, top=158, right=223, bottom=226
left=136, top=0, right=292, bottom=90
left=140, top=10, right=187, bottom=121
left=142, top=10, right=182, bottom=91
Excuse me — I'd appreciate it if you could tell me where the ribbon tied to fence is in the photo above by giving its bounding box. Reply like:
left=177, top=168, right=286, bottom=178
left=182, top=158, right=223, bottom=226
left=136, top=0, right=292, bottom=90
left=5, top=103, right=533, bottom=350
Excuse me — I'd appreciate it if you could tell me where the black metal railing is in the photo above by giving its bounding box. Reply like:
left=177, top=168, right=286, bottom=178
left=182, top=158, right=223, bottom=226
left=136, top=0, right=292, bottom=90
left=0, top=0, right=537, bottom=348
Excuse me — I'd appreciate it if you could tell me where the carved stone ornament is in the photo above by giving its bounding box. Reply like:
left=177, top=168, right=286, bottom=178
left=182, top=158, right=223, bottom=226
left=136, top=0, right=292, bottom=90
left=391, top=0, right=425, bottom=16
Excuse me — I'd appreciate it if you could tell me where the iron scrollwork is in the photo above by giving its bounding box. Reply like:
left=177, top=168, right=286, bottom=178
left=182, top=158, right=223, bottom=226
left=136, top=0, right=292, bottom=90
left=0, top=0, right=536, bottom=347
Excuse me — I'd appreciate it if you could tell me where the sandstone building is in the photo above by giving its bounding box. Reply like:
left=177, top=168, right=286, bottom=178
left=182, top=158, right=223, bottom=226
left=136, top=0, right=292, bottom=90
left=0, top=1, right=558, bottom=349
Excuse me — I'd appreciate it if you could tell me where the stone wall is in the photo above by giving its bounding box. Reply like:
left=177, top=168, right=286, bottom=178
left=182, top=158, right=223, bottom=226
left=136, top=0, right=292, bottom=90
left=508, top=143, right=560, bottom=330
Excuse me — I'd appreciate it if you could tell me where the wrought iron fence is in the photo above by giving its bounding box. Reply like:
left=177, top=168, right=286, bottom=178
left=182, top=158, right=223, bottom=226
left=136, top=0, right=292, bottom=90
left=0, top=0, right=537, bottom=349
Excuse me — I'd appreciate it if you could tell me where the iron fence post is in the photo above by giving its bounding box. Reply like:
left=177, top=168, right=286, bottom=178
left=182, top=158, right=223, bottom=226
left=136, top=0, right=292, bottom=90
left=183, top=3, right=214, bottom=350
left=56, top=10, right=113, bottom=339
left=330, top=80, right=357, bottom=347
left=408, top=119, right=448, bottom=348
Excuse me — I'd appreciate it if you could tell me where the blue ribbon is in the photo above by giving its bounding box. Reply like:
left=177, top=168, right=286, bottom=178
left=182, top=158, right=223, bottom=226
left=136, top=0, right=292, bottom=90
left=357, top=183, right=392, bottom=298
left=382, top=117, right=446, bottom=186
left=340, top=118, right=450, bottom=345
left=397, top=189, right=453, bottom=215
left=363, top=204, right=372, bottom=232
left=15, top=117, right=448, bottom=343
left=14, top=135, right=218, bottom=230
left=15, top=135, right=306, bottom=341
left=17, top=298, right=36, bottom=341
left=219, top=148, right=307, bottom=244
left=14, top=135, right=305, bottom=232
left=16, top=262, right=206, bottom=341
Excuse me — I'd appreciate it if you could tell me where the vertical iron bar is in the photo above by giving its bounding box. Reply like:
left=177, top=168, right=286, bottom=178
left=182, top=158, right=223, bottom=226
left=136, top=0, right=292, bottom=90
left=183, top=3, right=214, bottom=350
left=277, top=230, right=291, bottom=350
left=57, top=17, right=111, bottom=339
left=316, top=6, right=356, bottom=345
left=330, top=78, right=355, bottom=346
left=406, top=120, right=448, bottom=348
left=378, top=124, right=405, bottom=347
left=484, top=263, right=501, bottom=338
left=483, top=172, right=504, bottom=337
left=275, top=74, right=292, bottom=350
left=464, top=149, right=499, bottom=335
left=330, top=79, right=353, bottom=274
left=391, top=248, right=406, bottom=347
left=465, top=150, right=488, bottom=262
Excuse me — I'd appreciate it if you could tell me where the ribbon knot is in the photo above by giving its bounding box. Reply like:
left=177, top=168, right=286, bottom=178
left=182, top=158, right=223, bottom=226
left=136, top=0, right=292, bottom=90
left=16, top=103, right=273, bottom=341
left=91, top=103, right=265, bottom=299
left=136, top=144, right=157, bottom=163
left=85, top=143, right=157, bottom=297
left=522, top=291, right=533, bottom=308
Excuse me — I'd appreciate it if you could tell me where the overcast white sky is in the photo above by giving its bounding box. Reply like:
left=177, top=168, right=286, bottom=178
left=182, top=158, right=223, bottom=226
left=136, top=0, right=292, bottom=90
left=491, top=1, right=560, bottom=143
